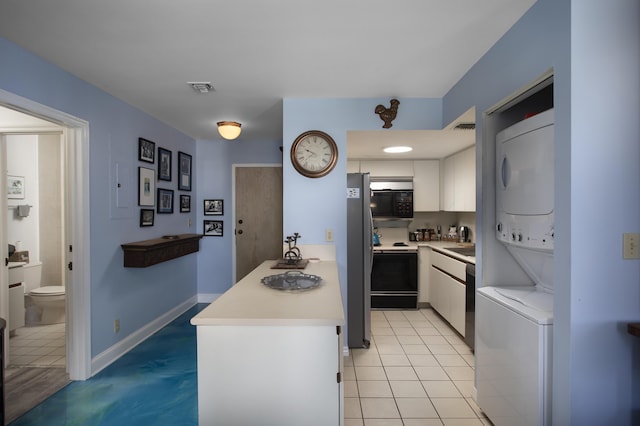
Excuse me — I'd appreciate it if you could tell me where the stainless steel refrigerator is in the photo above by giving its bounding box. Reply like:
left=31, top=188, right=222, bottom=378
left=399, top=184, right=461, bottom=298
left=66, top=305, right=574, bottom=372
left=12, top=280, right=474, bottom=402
left=347, top=173, right=373, bottom=348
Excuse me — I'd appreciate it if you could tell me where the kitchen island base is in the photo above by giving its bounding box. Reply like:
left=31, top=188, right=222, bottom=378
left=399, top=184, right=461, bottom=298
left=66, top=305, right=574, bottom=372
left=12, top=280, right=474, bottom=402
left=196, top=325, right=343, bottom=425
left=191, top=260, right=345, bottom=425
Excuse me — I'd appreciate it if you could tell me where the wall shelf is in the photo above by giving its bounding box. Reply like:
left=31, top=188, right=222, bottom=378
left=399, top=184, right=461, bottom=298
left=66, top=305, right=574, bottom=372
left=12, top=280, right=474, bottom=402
left=627, top=323, right=640, bottom=338
left=121, top=233, right=202, bottom=268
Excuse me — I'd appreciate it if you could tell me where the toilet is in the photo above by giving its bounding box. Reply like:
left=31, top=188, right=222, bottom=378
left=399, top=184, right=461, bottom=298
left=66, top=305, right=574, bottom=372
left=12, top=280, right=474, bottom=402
left=23, top=262, right=66, bottom=325
left=28, top=286, right=66, bottom=324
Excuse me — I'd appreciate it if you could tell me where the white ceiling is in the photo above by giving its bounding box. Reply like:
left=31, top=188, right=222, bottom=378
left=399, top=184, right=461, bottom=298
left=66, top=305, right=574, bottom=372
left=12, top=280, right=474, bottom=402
left=0, top=1, right=536, bottom=156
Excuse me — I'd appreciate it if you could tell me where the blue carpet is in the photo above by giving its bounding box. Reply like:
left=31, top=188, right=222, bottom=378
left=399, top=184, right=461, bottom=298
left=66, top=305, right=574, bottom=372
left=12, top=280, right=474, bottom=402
left=10, top=304, right=207, bottom=426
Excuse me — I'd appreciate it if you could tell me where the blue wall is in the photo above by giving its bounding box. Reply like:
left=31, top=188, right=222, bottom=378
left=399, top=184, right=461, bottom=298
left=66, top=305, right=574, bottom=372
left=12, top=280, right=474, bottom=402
left=443, top=0, right=640, bottom=423
left=0, top=37, right=198, bottom=357
left=282, top=98, right=442, bottom=341
left=195, top=137, right=282, bottom=296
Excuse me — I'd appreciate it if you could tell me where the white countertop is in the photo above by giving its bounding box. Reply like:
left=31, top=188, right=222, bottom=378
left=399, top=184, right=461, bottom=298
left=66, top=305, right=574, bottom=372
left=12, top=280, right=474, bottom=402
left=191, top=260, right=344, bottom=327
left=418, top=241, right=476, bottom=264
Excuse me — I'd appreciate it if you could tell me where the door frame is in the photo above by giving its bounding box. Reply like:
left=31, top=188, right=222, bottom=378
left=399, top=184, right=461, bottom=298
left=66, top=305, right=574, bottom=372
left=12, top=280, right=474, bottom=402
left=231, top=163, right=282, bottom=285
left=0, top=88, right=91, bottom=380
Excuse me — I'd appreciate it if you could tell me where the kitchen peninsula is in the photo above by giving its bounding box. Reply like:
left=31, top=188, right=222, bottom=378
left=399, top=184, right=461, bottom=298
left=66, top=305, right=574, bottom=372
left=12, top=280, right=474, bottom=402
left=191, top=260, right=345, bottom=426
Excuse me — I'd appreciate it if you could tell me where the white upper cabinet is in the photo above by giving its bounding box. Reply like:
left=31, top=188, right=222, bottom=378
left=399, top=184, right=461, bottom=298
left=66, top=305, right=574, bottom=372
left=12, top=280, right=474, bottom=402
left=359, top=160, right=414, bottom=177
left=413, top=160, right=440, bottom=211
left=442, top=146, right=476, bottom=212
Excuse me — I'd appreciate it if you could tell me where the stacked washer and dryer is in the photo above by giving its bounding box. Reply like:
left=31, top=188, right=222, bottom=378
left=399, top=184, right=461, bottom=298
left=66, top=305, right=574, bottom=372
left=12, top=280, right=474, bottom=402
left=476, top=109, right=555, bottom=426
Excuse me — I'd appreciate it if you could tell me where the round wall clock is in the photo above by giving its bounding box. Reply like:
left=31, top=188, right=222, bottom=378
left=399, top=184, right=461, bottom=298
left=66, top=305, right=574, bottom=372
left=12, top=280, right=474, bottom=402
left=290, top=130, right=338, bottom=178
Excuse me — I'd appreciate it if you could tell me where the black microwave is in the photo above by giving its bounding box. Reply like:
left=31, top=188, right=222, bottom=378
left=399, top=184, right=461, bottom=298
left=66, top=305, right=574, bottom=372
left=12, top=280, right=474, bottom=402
left=370, top=181, right=413, bottom=218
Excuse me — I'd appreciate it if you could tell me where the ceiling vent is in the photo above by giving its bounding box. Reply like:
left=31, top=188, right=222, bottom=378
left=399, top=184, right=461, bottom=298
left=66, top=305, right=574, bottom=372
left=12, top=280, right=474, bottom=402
left=187, top=82, right=215, bottom=93
left=453, top=123, right=476, bottom=130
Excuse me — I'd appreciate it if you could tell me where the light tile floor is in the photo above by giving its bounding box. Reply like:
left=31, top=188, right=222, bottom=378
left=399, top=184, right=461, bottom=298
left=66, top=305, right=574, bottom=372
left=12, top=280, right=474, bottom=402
left=8, top=323, right=66, bottom=368
left=344, top=309, right=490, bottom=426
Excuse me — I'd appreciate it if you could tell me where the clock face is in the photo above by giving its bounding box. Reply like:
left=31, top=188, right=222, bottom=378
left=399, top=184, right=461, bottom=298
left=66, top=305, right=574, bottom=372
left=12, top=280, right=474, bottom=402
left=290, top=131, right=338, bottom=178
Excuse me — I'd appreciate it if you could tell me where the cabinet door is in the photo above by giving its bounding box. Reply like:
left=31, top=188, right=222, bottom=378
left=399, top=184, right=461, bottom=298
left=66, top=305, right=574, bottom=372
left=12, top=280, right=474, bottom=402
left=458, top=147, right=476, bottom=211
left=429, top=266, right=450, bottom=318
left=442, top=156, right=456, bottom=211
left=360, top=160, right=414, bottom=177
left=413, top=160, right=440, bottom=211
left=418, top=247, right=431, bottom=303
left=442, top=146, right=475, bottom=212
left=449, top=281, right=466, bottom=336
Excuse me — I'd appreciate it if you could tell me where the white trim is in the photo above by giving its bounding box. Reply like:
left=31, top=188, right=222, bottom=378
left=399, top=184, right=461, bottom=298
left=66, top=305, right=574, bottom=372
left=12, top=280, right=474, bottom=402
left=91, top=296, right=197, bottom=375
left=0, top=89, right=92, bottom=380
left=197, top=293, right=223, bottom=303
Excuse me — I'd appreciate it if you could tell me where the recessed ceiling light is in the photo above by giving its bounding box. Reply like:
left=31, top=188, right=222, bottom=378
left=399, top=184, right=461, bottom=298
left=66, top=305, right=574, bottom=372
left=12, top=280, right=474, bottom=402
left=384, top=146, right=413, bottom=153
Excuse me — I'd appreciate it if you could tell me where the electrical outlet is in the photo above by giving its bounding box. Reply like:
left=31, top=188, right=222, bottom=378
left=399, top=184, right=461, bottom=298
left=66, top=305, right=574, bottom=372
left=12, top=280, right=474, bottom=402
left=623, top=233, right=640, bottom=259
left=326, top=229, right=334, bottom=242
left=114, top=319, right=120, bottom=333
left=188, top=219, right=192, bottom=227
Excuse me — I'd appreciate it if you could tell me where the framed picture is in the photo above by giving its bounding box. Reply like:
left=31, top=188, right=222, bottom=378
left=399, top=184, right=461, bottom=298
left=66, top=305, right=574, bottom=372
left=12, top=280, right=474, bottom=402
left=140, top=209, right=154, bottom=227
left=180, top=195, right=191, bottom=213
left=178, top=151, right=192, bottom=191
left=204, top=199, right=223, bottom=215
left=138, top=167, right=155, bottom=206
left=157, top=188, right=174, bottom=214
left=204, top=220, right=223, bottom=237
left=138, top=138, right=155, bottom=163
left=7, top=175, right=25, bottom=199
left=158, top=147, right=172, bottom=181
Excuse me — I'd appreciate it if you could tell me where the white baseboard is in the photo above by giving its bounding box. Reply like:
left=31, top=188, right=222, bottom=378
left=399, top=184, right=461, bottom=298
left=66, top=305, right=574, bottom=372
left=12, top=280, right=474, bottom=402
left=91, top=296, right=197, bottom=376
left=197, top=293, right=222, bottom=303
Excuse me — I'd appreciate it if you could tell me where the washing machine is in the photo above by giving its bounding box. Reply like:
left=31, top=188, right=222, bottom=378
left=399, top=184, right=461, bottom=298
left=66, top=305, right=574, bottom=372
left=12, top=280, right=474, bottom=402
left=476, top=109, right=555, bottom=426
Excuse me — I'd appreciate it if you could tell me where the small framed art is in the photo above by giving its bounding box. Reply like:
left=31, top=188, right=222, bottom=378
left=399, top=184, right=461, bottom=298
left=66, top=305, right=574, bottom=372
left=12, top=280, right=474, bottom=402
left=138, top=138, right=155, bottom=163
left=178, top=151, right=192, bottom=191
left=7, top=175, right=25, bottom=199
left=180, top=195, right=191, bottom=213
left=140, top=209, right=154, bottom=227
left=158, top=147, right=172, bottom=181
left=157, top=188, right=174, bottom=214
left=204, top=199, right=223, bottom=215
left=138, top=167, right=155, bottom=206
left=203, top=220, right=223, bottom=237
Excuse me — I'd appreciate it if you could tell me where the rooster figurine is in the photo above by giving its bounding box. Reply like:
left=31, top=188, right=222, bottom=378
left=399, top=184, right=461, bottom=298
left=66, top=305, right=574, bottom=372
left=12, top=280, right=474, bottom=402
left=375, top=99, right=400, bottom=128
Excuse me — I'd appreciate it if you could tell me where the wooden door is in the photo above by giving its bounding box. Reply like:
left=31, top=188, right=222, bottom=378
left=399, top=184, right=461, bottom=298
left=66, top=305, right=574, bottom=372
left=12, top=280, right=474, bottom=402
left=235, top=166, right=283, bottom=281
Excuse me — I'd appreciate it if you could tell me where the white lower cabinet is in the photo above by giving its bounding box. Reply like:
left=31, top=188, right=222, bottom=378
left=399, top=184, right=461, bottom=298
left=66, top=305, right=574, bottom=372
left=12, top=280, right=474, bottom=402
left=429, top=250, right=467, bottom=336
left=418, top=246, right=431, bottom=304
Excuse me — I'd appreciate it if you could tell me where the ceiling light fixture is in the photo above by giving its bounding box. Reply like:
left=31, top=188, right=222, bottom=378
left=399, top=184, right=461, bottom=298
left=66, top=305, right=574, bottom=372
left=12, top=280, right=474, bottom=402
left=217, top=121, right=242, bottom=140
left=384, top=146, right=413, bottom=153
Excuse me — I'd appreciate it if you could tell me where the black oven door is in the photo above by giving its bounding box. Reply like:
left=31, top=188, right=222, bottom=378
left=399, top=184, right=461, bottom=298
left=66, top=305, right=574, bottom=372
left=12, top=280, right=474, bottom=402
left=371, top=251, right=418, bottom=309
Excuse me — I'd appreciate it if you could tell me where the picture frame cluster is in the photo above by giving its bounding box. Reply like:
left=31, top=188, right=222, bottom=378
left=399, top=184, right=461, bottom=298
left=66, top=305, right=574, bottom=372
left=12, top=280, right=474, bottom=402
left=137, top=137, right=224, bottom=236
left=137, top=137, right=192, bottom=227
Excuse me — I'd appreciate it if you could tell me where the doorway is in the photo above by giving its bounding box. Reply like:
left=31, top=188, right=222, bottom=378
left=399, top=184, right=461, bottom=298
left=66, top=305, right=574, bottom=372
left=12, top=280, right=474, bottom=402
left=233, top=165, right=283, bottom=282
left=0, top=89, right=91, bottom=381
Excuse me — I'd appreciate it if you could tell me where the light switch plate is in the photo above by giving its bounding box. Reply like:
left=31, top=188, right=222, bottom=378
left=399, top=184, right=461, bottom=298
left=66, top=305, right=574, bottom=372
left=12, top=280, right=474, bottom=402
left=623, top=233, right=640, bottom=259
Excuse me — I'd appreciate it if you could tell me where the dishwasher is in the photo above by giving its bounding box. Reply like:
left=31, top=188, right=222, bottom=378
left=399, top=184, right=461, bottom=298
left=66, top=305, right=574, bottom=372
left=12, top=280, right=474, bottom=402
left=465, top=263, right=475, bottom=350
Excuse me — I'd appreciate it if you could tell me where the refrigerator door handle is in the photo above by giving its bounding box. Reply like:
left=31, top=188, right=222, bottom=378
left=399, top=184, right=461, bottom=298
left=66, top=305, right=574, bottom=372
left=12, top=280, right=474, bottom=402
left=368, top=208, right=374, bottom=274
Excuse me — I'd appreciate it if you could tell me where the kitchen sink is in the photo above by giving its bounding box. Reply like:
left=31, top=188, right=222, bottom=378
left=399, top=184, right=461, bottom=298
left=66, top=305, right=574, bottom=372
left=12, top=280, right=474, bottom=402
left=444, top=246, right=476, bottom=257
